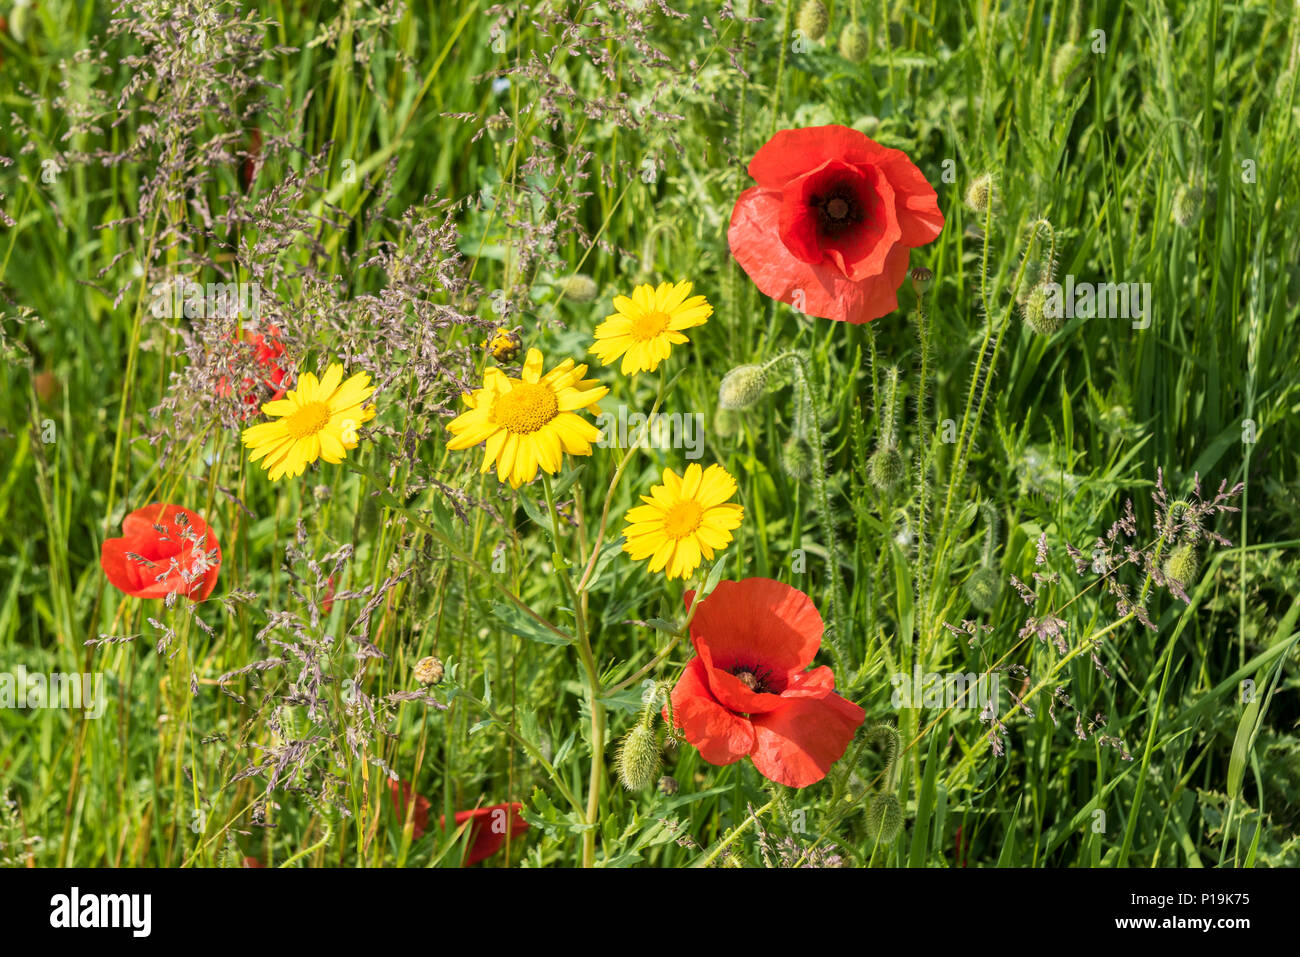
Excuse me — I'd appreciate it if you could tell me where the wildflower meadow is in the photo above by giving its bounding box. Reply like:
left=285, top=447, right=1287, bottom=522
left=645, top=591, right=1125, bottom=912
left=0, top=0, right=1297, bottom=888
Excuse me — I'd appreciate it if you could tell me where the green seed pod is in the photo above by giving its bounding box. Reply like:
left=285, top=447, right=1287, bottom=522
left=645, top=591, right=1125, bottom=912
left=1021, top=283, right=1063, bottom=335
left=965, top=173, right=995, bottom=215
left=965, top=567, right=1001, bottom=612
left=1163, top=542, right=1198, bottom=588
left=1172, top=182, right=1202, bottom=229
left=718, top=364, right=767, bottom=411
left=909, top=266, right=933, bottom=296
left=796, top=0, right=829, bottom=42
left=555, top=273, right=599, bottom=303
left=868, top=445, right=905, bottom=493
left=781, top=435, right=814, bottom=481
left=616, top=724, right=661, bottom=791
left=839, top=22, right=870, bottom=63
left=866, top=791, right=904, bottom=842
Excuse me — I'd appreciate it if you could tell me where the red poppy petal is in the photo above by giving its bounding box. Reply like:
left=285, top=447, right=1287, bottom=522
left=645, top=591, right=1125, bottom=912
left=749, top=693, right=866, bottom=789
left=100, top=538, right=145, bottom=595
left=780, top=665, right=837, bottom=699
left=665, top=657, right=754, bottom=765
left=730, top=187, right=910, bottom=323
left=105, top=504, right=221, bottom=601
left=389, top=779, right=430, bottom=839
left=688, top=578, right=823, bottom=675
left=442, top=803, right=528, bottom=866
left=748, top=125, right=891, bottom=190
left=876, top=150, right=946, bottom=247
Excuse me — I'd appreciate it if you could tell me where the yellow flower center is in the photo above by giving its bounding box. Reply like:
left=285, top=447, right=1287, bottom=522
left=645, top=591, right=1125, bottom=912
left=493, top=382, right=559, bottom=434
left=284, top=400, right=333, bottom=439
left=629, top=310, right=671, bottom=342
left=661, top=500, right=703, bottom=539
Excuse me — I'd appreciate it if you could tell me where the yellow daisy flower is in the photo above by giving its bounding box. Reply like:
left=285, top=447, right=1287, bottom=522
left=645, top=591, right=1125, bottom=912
left=446, top=348, right=609, bottom=489
left=242, top=364, right=376, bottom=481
left=622, top=463, right=744, bottom=580
left=590, top=280, right=712, bottom=375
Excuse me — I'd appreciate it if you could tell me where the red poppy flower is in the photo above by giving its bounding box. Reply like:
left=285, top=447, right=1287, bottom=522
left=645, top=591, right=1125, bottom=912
left=728, top=125, right=945, bottom=324
left=216, top=324, right=292, bottom=419
left=100, top=504, right=222, bottom=602
left=389, top=779, right=431, bottom=839
left=663, top=578, right=865, bottom=788
left=439, top=803, right=529, bottom=866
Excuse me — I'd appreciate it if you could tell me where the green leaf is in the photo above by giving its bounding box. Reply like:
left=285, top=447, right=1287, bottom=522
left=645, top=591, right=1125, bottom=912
left=489, top=601, right=572, bottom=645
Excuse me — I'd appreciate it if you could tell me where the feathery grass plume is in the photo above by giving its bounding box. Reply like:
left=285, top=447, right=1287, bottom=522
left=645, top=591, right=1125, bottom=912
left=797, top=0, right=830, bottom=41
left=718, top=363, right=767, bottom=410
left=964, top=172, right=995, bottom=214
left=839, top=21, right=870, bottom=63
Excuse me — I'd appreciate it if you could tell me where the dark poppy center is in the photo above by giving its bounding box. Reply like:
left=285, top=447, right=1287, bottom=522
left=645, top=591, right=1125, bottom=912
left=814, top=184, right=863, bottom=236
left=731, top=666, right=771, bottom=694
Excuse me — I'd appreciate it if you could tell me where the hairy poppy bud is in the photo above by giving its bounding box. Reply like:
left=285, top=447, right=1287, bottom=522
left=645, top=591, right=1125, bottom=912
left=714, top=407, right=741, bottom=438
left=796, top=0, right=829, bottom=41
left=910, top=266, right=933, bottom=296
left=1021, top=283, right=1063, bottom=336
left=781, top=435, right=814, bottom=481
left=414, top=656, right=444, bottom=686
left=556, top=273, right=599, bottom=303
left=866, top=791, right=904, bottom=841
left=965, top=567, right=1001, bottom=612
left=868, top=445, right=905, bottom=493
left=965, top=173, right=995, bottom=215
left=718, top=364, right=767, bottom=411
left=1172, top=182, right=1202, bottom=229
left=1163, top=543, right=1198, bottom=588
left=616, top=724, right=660, bottom=791
left=839, top=22, right=870, bottom=63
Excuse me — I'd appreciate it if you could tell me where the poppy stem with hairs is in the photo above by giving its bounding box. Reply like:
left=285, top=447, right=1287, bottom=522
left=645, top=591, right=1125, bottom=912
left=764, top=351, right=850, bottom=675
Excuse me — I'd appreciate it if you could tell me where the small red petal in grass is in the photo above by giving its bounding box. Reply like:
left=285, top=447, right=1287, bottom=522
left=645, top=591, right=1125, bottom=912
left=389, top=779, right=430, bottom=839
left=439, top=803, right=529, bottom=866
left=100, top=504, right=221, bottom=602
